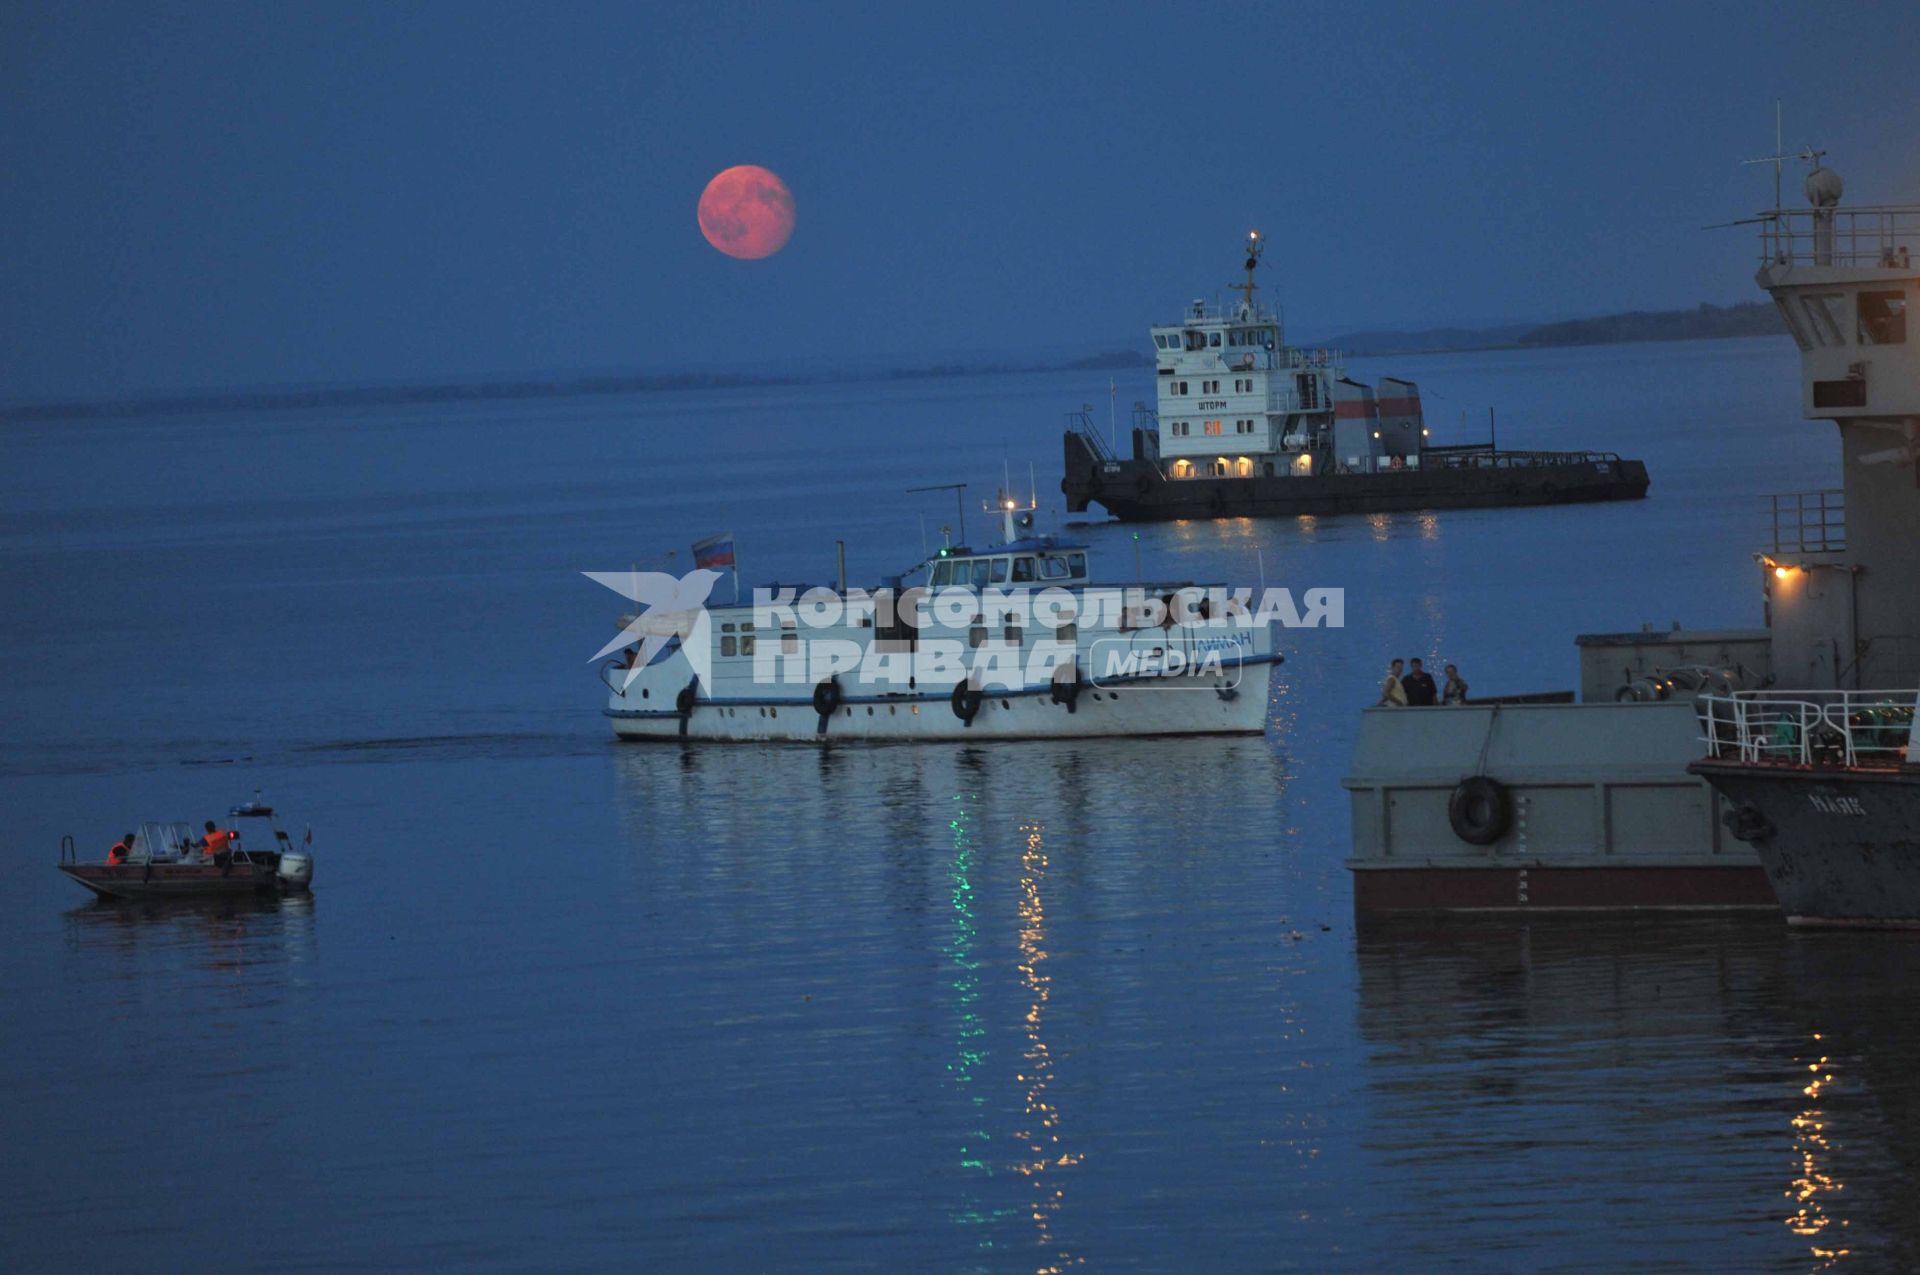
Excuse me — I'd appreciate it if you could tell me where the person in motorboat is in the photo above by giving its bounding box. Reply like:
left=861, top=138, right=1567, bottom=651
left=200, top=820, right=234, bottom=865
left=107, top=832, right=134, bottom=866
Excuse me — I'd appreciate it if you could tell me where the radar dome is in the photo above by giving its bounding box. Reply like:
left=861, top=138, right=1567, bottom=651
left=1805, top=166, right=1844, bottom=208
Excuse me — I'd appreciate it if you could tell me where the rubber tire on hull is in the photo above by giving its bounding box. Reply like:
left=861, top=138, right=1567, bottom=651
left=1448, top=776, right=1512, bottom=846
left=951, top=682, right=984, bottom=725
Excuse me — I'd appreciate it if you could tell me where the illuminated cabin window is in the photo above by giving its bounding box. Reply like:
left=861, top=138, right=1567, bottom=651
left=1858, top=291, right=1907, bottom=345
left=1213, top=458, right=1230, bottom=477
left=1235, top=456, right=1253, bottom=477
left=1293, top=453, right=1313, bottom=476
left=1171, top=459, right=1194, bottom=478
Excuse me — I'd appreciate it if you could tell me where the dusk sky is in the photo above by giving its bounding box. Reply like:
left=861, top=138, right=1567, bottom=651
left=5, top=0, right=1919, bottom=402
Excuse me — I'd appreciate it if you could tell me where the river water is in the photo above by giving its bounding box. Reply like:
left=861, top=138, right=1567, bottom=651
left=3, top=336, right=1915, bottom=1270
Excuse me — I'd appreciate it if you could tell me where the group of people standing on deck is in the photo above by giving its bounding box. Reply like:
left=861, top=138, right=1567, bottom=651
left=1377, top=657, right=1468, bottom=707
left=105, top=821, right=236, bottom=866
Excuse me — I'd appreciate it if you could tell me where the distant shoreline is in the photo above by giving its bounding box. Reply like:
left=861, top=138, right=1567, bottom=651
left=1, top=302, right=1786, bottom=424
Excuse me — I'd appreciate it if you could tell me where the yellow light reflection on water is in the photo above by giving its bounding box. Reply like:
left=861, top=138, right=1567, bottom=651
left=1012, top=820, right=1082, bottom=1273
left=1786, top=1033, right=1850, bottom=1268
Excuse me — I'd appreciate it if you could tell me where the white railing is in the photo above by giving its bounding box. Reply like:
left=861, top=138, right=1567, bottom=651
left=1757, top=206, right=1920, bottom=268
left=1767, top=489, right=1845, bottom=555
left=1697, top=689, right=1916, bottom=768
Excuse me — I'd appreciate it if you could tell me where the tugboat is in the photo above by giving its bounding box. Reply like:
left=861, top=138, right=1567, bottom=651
left=1345, top=147, right=1920, bottom=916
left=601, top=492, right=1285, bottom=742
left=1692, top=691, right=1917, bottom=925
left=58, top=796, right=315, bottom=900
left=1061, top=231, right=1649, bottom=521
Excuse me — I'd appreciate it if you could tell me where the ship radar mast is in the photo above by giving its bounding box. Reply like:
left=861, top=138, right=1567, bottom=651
left=1743, top=100, right=1824, bottom=212
left=1231, top=229, right=1264, bottom=317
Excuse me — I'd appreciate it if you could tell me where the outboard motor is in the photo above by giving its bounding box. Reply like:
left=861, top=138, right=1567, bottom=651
left=277, top=850, right=314, bottom=891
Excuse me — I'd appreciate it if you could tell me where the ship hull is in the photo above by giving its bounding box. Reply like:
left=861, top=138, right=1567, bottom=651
left=1063, top=435, right=1648, bottom=521
left=611, top=659, right=1273, bottom=742
left=1350, top=863, right=1775, bottom=914
left=1691, top=761, right=1920, bottom=926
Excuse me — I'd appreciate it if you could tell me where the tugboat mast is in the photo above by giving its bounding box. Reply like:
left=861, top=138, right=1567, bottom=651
left=1231, top=229, right=1263, bottom=318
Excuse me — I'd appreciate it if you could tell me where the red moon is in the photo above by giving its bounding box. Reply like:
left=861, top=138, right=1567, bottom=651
left=697, top=165, right=795, bottom=260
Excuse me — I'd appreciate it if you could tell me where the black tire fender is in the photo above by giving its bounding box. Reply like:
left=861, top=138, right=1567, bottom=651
left=950, top=681, right=984, bottom=725
left=1050, top=670, right=1082, bottom=713
left=1449, top=776, right=1512, bottom=846
left=812, top=677, right=842, bottom=717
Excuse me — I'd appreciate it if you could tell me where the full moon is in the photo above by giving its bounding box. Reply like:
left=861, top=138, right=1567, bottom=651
left=697, top=165, right=795, bottom=260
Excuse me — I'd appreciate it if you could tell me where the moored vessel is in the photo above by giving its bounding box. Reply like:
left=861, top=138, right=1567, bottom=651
left=1345, top=146, right=1919, bottom=916
left=1692, top=690, right=1918, bottom=925
left=1061, top=231, right=1649, bottom=521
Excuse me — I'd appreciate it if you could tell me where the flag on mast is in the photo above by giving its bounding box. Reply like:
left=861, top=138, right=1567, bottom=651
left=692, top=532, right=739, bottom=603
left=691, top=533, right=736, bottom=569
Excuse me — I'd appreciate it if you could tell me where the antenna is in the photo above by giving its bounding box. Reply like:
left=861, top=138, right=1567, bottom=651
left=906, top=482, right=967, bottom=546
left=1230, top=229, right=1263, bottom=315
left=1743, top=100, right=1824, bottom=210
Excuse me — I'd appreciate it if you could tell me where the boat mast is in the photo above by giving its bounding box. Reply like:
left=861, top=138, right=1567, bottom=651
left=1231, top=229, right=1263, bottom=317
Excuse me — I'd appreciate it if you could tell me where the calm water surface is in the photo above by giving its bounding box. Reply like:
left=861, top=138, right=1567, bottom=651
left=3, top=337, right=1916, bottom=1270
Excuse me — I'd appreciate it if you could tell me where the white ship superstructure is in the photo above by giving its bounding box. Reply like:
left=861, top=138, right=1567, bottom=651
left=1151, top=231, right=1420, bottom=481
left=602, top=504, right=1280, bottom=742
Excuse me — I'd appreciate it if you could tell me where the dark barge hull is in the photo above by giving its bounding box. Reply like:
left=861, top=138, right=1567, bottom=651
left=1062, top=431, right=1649, bottom=520
left=1351, top=863, right=1776, bottom=915
left=1690, top=760, right=1920, bottom=926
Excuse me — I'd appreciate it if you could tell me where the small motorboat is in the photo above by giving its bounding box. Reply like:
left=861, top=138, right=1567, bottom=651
left=58, top=796, right=315, bottom=901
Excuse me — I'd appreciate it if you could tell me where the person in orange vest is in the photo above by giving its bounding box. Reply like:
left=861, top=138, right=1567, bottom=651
left=200, top=820, right=235, bottom=864
left=107, top=832, right=135, bottom=866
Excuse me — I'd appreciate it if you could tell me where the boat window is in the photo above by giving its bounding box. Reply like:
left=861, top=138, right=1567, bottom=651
left=931, top=561, right=951, bottom=587
left=1858, top=291, right=1907, bottom=345
left=1800, top=294, right=1847, bottom=346
left=1039, top=556, right=1071, bottom=580
left=1004, top=622, right=1023, bottom=645
left=1058, top=622, right=1077, bottom=644
left=1772, top=298, right=1813, bottom=351
left=1208, top=332, right=1221, bottom=347
left=781, top=631, right=798, bottom=654
left=1067, top=552, right=1087, bottom=577
left=989, top=558, right=1009, bottom=584
left=722, top=622, right=735, bottom=633
left=742, top=635, right=755, bottom=655
left=721, top=636, right=737, bottom=657
left=1012, top=557, right=1035, bottom=582
left=969, top=624, right=987, bottom=648
left=970, top=559, right=992, bottom=589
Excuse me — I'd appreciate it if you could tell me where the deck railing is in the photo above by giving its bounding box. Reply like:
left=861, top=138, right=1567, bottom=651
left=1697, top=689, right=1916, bottom=769
left=1766, top=489, right=1845, bottom=555
left=1757, top=205, right=1920, bottom=268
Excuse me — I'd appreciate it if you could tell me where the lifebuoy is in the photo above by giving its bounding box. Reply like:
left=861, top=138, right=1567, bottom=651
left=1448, top=776, right=1512, bottom=846
left=812, top=677, right=842, bottom=717
left=1723, top=803, right=1774, bottom=844
left=950, top=681, right=984, bottom=725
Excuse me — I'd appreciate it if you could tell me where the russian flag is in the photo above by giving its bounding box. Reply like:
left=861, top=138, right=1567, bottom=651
left=692, top=532, right=736, bottom=570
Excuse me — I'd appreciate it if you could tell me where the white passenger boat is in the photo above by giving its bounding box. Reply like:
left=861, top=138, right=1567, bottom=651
left=601, top=501, right=1280, bottom=742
